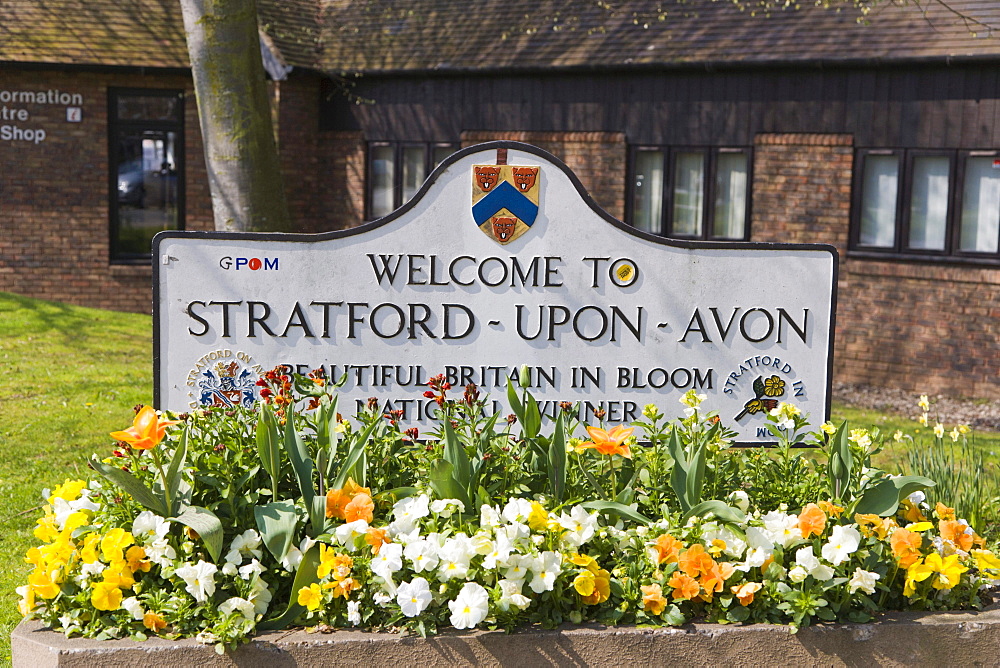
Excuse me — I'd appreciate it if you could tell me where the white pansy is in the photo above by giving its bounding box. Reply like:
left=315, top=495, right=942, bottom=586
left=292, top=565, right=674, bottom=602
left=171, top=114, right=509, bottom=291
left=471, top=531, right=495, bottom=556
left=219, top=597, right=256, bottom=622
left=224, top=529, right=263, bottom=566
left=821, top=525, right=861, bottom=566
left=908, top=491, right=926, bottom=505
left=281, top=546, right=303, bottom=572
left=557, top=506, right=599, bottom=548
left=728, top=491, right=751, bottom=513
left=503, top=553, right=531, bottom=581
left=174, top=560, right=218, bottom=603
left=391, top=494, right=430, bottom=533
left=371, top=542, right=404, bottom=580
left=502, top=498, right=533, bottom=524
left=430, top=498, right=466, bottom=518
left=503, top=522, right=531, bottom=543
left=404, top=539, right=441, bottom=573
left=397, top=577, right=433, bottom=617
left=347, top=600, right=362, bottom=626
left=144, top=538, right=176, bottom=569
left=788, top=565, right=809, bottom=583
left=761, top=511, right=801, bottom=548
left=334, top=519, right=370, bottom=550
left=527, top=551, right=562, bottom=594
left=132, top=511, right=171, bottom=542
left=121, top=596, right=145, bottom=621
left=794, top=546, right=835, bottom=581
left=248, top=580, right=272, bottom=615
left=702, top=522, right=748, bottom=559
left=222, top=562, right=239, bottom=576
left=239, top=558, right=265, bottom=580
left=448, top=582, right=490, bottom=629
left=497, top=578, right=532, bottom=611
left=374, top=592, right=393, bottom=607
left=848, top=568, right=880, bottom=594
left=483, top=533, right=514, bottom=569
left=480, top=504, right=502, bottom=528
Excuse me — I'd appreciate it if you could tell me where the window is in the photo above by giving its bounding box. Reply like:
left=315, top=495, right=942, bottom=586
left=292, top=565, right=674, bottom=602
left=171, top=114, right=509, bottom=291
left=367, top=142, right=457, bottom=220
left=109, top=89, right=184, bottom=262
left=852, top=149, right=1000, bottom=260
left=628, top=146, right=750, bottom=240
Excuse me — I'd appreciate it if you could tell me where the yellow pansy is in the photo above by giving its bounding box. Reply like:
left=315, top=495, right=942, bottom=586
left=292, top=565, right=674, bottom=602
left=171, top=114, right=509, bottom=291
left=49, top=479, right=87, bottom=503
left=527, top=501, right=550, bottom=532
left=907, top=552, right=967, bottom=593
left=972, top=550, right=1000, bottom=575
left=91, top=581, right=123, bottom=611
left=298, top=583, right=323, bottom=611
left=28, top=570, right=61, bottom=600
left=80, top=534, right=101, bottom=564
left=100, top=528, right=134, bottom=563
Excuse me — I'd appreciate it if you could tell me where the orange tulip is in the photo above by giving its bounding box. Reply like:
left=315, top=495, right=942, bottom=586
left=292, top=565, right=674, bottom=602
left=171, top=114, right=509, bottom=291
left=576, top=425, right=634, bottom=458
left=110, top=406, right=179, bottom=451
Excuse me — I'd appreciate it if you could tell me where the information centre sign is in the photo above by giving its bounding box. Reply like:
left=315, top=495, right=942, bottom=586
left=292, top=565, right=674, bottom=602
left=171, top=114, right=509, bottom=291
left=154, top=142, right=837, bottom=444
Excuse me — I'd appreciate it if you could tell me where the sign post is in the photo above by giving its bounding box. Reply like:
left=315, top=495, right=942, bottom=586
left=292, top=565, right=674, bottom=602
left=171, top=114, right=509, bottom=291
left=154, top=142, right=837, bottom=444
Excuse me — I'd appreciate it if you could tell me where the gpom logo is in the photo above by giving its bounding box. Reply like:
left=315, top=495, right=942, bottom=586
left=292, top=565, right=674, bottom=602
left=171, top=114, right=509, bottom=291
left=219, top=257, right=279, bottom=271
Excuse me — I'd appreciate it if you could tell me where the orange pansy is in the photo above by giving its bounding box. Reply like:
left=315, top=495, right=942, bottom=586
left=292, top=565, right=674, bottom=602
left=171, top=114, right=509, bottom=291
left=732, top=581, right=763, bottom=606
left=365, top=527, right=390, bottom=554
left=798, top=503, right=827, bottom=538
left=653, top=534, right=684, bottom=565
left=641, top=584, right=668, bottom=615
left=344, top=493, right=375, bottom=523
left=939, top=520, right=974, bottom=552
left=890, top=528, right=923, bottom=568
left=678, top=543, right=715, bottom=579
left=667, top=572, right=701, bottom=601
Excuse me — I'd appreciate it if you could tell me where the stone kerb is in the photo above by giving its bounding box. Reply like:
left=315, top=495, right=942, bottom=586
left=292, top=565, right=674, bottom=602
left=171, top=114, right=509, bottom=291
left=13, top=606, right=1000, bottom=667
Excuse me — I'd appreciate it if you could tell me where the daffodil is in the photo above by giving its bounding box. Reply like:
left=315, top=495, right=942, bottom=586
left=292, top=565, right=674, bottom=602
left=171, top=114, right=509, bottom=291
left=109, top=406, right=179, bottom=450
left=933, top=422, right=945, bottom=439
left=820, top=422, right=837, bottom=435
left=918, top=395, right=930, bottom=411
left=576, top=425, right=634, bottom=458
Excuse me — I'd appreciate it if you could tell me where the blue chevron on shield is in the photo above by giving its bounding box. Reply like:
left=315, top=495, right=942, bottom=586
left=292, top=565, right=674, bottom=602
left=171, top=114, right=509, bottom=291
left=472, top=164, right=540, bottom=244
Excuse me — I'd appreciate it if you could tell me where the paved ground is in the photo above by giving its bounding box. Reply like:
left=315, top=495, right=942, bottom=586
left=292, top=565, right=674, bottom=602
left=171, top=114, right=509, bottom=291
left=833, top=383, right=1000, bottom=432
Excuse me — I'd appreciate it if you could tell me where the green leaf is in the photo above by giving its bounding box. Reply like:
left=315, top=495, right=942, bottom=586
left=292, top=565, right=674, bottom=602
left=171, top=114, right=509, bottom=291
left=663, top=604, right=686, bottom=626
left=681, top=500, right=747, bottom=526
left=686, top=442, right=707, bottom=513
left=441, top=415, right=471, bottom=488
left=752, top=376, right=765, bottom=397
left=172, top=505, right=224, bottom=562
left=581, top=500, right=651, bottom=525
left=829, top=420, right=852, bottom=501
left=331, top=418, right=379, bottom=490
left=666, top=429, right=690, bottom=512
left=428, top=459, right=470, bottom=507
left=164, top=427, right=188, bottom=516
left=259, top=543, right=321, bottom=631
left=523, top=392, right=542, bottom=439
left=254, top=500, right=298, bottom=562
left=256, top=404, right=281, bottom=497
left=282, top=407, right=315, bottom=507
left=506, top=379, right=524, bottom=424
left=90, top=457, right=167, bottom=516
left=854, top=475, right=936, bottom=516
left=549, top=413, right=567, bottom=502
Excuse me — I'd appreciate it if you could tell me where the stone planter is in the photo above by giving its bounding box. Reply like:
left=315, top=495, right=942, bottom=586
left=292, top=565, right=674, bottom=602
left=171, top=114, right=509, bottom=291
left=12, top=606, right=1000, bottom=667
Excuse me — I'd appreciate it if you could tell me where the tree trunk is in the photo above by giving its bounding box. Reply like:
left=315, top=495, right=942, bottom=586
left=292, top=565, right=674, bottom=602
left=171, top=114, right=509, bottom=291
left=179, top=0, right=292, bottom=232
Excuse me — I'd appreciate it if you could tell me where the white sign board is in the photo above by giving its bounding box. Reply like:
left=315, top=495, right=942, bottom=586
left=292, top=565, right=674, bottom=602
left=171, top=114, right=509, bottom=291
left=155, top=142, right=837, bottom=443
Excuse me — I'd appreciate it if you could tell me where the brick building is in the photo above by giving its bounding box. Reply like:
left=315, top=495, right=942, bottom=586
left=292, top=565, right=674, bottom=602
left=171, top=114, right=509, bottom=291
left=1, top=0, right=998, bottom=397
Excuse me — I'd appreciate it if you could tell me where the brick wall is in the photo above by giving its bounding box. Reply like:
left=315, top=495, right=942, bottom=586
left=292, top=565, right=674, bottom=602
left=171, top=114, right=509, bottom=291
left=752, top=133, right=1000, bottom=399
left=461, top=131, right=626, bottom=220
left=316, top=131, right=366, bottom=231
left=0, top=70, right=214, bottom=314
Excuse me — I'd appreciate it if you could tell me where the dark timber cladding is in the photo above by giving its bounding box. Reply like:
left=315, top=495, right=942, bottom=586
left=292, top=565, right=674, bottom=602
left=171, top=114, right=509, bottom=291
left=321, top=64, right=1000, bottom=148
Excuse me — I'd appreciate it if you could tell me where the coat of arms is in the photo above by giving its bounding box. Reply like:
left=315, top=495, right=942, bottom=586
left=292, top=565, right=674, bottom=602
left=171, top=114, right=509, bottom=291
left=472, top=150, right=540, bottom=244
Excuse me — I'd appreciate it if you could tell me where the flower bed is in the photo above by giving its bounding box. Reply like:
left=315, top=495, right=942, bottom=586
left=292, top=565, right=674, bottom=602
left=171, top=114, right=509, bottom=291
left=17, top=370, right=1000, bottom=653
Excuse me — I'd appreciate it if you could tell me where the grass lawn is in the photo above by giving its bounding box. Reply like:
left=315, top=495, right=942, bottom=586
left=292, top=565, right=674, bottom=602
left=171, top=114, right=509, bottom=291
left=0, top=290, right=996, bottom=662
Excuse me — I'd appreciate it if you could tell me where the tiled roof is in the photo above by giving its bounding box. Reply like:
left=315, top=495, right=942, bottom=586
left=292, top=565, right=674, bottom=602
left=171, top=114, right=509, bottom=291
left=318, top=0, right=1000, bottom=72
left=0, top=0, right=997, bottom=73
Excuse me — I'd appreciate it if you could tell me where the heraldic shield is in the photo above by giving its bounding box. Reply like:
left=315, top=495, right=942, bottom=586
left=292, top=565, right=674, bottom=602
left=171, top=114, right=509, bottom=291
left=471, top=163, right=540, bottom=244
